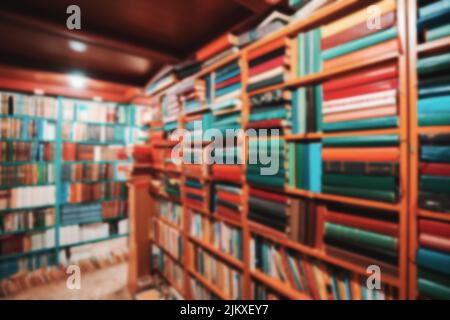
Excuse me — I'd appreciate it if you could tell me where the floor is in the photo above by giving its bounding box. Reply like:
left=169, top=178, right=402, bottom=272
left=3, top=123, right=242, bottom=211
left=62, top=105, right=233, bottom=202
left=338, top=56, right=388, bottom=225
left=3, top=263, right=132, bottom=300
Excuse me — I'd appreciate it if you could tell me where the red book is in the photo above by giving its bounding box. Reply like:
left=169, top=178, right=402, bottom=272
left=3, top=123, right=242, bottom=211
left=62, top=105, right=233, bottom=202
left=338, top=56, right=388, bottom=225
left=216, top=205, right=241, bottom=223
left=212, top=165, right=241, bottom=182
left=185, top=198, right=204, bottom=210
left=323, top=63, right=398, bottom=92
left=185, top=187, right=204, bottom=197
left=217, top=190, right=241, bottom=204
left=323, top=78, right=398, bottom=102
left=248, top=37, right=286, bottom=61
left=419, top=233, right=450, bottom=253
left=323, top=39, right=399, bottom=71
left=321, top=11, right=397, bottom=51
left=325, top=209, right=398, bottom=237
left=419, top=219, right=450, bottom=238
left=420, top=163, right=450, bottom=177
left=249, top=56, right=285, bottom=77
left=196, top=33, right=237, bottom=61
left=301, top=258, right=320, bottom=300
left=250, top=188, right=287, bottom=204
left=215, top=75, right=242, bottom=90
left=323, top=105, right=397, bottom=123
left=247, top=119, right=285, bottom=129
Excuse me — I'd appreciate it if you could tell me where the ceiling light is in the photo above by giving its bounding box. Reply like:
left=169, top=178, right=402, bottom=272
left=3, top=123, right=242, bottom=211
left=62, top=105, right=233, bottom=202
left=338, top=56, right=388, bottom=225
left=34, top=89, right=45, bottom=95
left=69, top=73, right=86, bottom=89
left=69, top=40, right=87, bottom=53
left=93, top=96, right=103, bottom=102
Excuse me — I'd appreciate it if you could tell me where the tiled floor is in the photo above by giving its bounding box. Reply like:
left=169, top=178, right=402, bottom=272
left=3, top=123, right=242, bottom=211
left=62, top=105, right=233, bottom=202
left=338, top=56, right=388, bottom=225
left=3, top=263, right=132, bottom=300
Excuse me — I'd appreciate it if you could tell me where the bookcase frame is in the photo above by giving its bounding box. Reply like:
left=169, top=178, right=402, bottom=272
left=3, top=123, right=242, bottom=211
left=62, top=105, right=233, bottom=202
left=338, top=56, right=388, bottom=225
left=143, top=0, right=411, bottom=300
left=406, top=0, right=450, bottom=300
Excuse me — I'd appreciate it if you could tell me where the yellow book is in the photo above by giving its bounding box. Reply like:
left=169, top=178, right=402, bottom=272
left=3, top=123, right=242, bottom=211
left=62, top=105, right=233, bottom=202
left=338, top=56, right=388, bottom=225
left=321, top=0, right=396, bottom=38
left=312, top=264, right=327, bottom=300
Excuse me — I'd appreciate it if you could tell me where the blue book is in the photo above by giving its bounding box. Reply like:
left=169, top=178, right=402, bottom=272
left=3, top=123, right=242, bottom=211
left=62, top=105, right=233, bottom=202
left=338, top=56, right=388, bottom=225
left=344, top=275, right=352, bottom=300
left=420, top=146, right=450, bottom=163
left=215, top=69, right=241, bottom=84
left=419, top=0, right=450, bottom=18
left=291, top=89, right=298, bottom=134
left=309, top=143, right=322, bottom=193
left=417, top=248, right=450, bottom=276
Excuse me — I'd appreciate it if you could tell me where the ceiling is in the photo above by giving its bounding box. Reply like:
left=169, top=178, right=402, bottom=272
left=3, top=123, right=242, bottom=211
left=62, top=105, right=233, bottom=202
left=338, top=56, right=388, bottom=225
left=0, top=0, right=286, bottom=100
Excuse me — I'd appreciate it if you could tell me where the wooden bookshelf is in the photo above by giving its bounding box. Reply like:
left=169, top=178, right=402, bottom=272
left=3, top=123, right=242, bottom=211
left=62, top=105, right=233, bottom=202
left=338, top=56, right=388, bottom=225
left=140, top=0, right=412, bottom=300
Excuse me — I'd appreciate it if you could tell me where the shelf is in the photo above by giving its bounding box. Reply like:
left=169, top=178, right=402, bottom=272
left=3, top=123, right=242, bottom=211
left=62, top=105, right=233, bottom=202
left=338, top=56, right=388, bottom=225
left=249, top=223, right=400, bottom=288
left=63, top=215, right=128, bottom=227
left=62, top=140, right=127, bottom=146
left=0, top=204, right=54, bottom=214
left=0, top=247, right=54, bottom=262
left=417, top=36, right=450, bottom=57
left=61, top=197, right=127, bottom=207
left=0, top=226, right=54, bottom=237
left=156, top=269, right=185, bottom=298
left=210, top=213, right=243, bottom=228
left=417, top=126, right=450, bottom=134
left=315, top=193, right=400, bottom=212
left=418, top=209, right=450, bottom=223
left=154, top=242, right=182, bottom=263
left=187, top=267, right=231, bottom=300
left=0, top=138, right=55, bottom=143
left=250, top=270, right=310, bottom=300
left=64, top=160, right=130, bottom=164
left=322, top=128, right=401, bottom=138
left=0, top=114, right=57, bottom=121
left=59, top=233, right=128, bottom=249
left=188, top=235, right=244, bottom=270
left=0, top=183, right=55, bottom=190
left=156, top=216, right=183, bottom=231
left=285, top=133, right=323, bottom=141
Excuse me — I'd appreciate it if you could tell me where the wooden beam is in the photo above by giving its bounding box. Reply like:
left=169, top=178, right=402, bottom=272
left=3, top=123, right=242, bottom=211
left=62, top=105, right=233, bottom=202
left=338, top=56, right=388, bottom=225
left=0, top=11, right=178, bottom=63
left=233, top=0, right=274, bottom=13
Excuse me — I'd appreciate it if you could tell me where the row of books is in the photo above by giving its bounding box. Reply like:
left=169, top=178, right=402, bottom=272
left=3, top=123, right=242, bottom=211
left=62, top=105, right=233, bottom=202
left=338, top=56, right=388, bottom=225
left=189, top=277, right=219, bottom=300
left=416, top=218, right=450, bottom=299
left=162, top=90, right=180, bottom=132
left=288, top=142, right=321, bottom=192
left=0, top=141, right=54, bottom=162
left=417, top=0, right=450, bottom=43
left=251, top=235, right=398, bottom=299
left=0, top=92, right=57, bottom=119
left=214, top=61, right=242, bottom=103
left=153, top=218, right=183, bottom=261
left=62, top=122, right=129, bottom=144
left=419, top=134, right=450, bottom=213
left=61, top=163, right=115, bottom=182
left=0, top=229, right=55, bottom=255
left=59, top=222, right=120, bottom=246
left=62, top=143, right=127, bottom=162
left=185, top=178, right=208, bottom=211
left=152, top=244, right=184, bottom=291
left=63, top=100, right=118, bottom=124
left=163, top=174, right=181, bottom=199
left=0, top=251, right=56, bottom=282
left=0, top=208, right=54, bottom=235
left=0, top=118, right=56, bottom=140
left=212, top=183, right=242, bottom=224
left=252, top=282, right=285, bottom=300
left=156, top=199, right=182, bottom=228
left=322, top=134, right=400, bottom=203
left=0, top=163, right=55, bottom=187
left=102, top=200, right=127, bottom=219
left=0, top=185, right=55, bottom=210
left=60, top=182, right=127, bottom=204
left=61, top=202, right=102, bottom=225
left=291, top=86, right=321, bottom=134
left=175, top=78, right=206, bottom=114
left=188, top=242, right=242, bottom=299
left=189, top=211, right=243, bottom=261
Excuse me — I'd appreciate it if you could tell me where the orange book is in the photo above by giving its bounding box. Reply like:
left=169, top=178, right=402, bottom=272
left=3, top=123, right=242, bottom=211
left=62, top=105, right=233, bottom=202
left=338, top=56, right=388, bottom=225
left=247, top=37, right=287, bottom=61
left=196, top=33, right=238, bottom=61
left=323, top=39, right=399, bottom=71
left=322, top=147, right=400, bottom=162
left=323, top=105, right=398, bottom=123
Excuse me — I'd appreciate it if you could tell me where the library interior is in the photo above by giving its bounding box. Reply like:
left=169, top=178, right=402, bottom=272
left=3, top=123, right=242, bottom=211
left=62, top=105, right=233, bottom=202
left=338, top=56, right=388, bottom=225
left=0, top=0, right=449, bottom=301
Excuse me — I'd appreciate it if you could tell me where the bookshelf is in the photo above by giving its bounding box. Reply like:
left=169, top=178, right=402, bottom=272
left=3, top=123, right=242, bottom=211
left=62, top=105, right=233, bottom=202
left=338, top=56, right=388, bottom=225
left=0, top=90, right=146, bottom=285
left=407, top=0, right=450, bottom=300
left=137, top=0, right=413, bottom=300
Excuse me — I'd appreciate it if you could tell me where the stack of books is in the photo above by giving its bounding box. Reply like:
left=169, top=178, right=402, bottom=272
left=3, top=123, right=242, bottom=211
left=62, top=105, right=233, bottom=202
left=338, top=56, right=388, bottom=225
left=0, top=207, right=54, bottom=234
left=61, top=163, right=114, bottom=182
left=162, top=88, right=180, bottom=133
left=147, top=66, right=178, bottom=95
left=163, top=175, right=181, bottom=199
left=0, top=185, right=55, bottom=209
left=291, top=85, right=322, bottom=134
left=416, top=219, right=450, bottom=299
left=175, top=78, right=206, bottom=114
left=214, top=61, right=242, bottom=104
left=0, top=141, right=54, bottom=162
left=322, top=134, right=400, bottom=203
left=247, top=137, right=285, bottom=190
left=153, top=219, right=183, bottom=261
left=419, top=133, right=450, bottom=213
left=296, top=28, right=322, bottom=77
left=248, top=89, right=291, bottom=131
left=0, top=163, right=55, bottom=187
left=323, top=203, right=399, bottom=277
left=320, top=0, right=399, bottom=71
left=196, top=34, right=239, bottom=69
left=288, top=142, right=321, bottom=192
left=102, top=200, right=127, bottom=219
left=212, top=183, right=242, bottom=224
left=286, top=197, right=322, bottom=247
left=417, top=0, right=450, bottom=42
left=247, top=38, right=290, bottom=92
left=60, top=181, right=126, bottom=204
left=158, top=199, right=182, bottom=227
left=417, top=53, right=450, bottom=126
left=152, top=245, right=184, bottom=291
left=185, top=178, right=208, bottom=211
left=322, top=62, right=399, bottom=132
left=61, top=202, right=103, bottom=225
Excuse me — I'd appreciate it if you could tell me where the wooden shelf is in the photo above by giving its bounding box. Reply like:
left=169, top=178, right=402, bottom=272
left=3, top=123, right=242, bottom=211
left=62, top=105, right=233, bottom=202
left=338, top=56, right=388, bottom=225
left=188, top=235, right=244, bottom=270
left=187, top=268, right=231, bottom=300
left=156, top=216, right=183, bottom=231
left=315, top=193, right=401, bottom=212
left=417, top=126, right=450, bottom=134
left=285, top=132, right=323, bottom=141
left=418, top=209, right=450, bottom=223
left=156, top=269, right=185, bottom=297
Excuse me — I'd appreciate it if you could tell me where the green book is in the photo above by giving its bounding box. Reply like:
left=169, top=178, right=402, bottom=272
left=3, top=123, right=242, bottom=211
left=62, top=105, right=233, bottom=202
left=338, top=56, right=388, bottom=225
left=418, top=278, right=450, bottom=300
left=426, top=23, right=450, bottom=42
left=295, top=143, right=304, bottom=190
left=323, top=185, right=397, bottom=203
left=322, top=28, right=398, bottom=61
left=246, top=173, right=285, bottom=188
left=420, top=175, right=450, bottom=194
left=325, top=222, right=398, bottom=252
left=323, top=174, right=397, bottom=192
left=323, top=135, right=400, bottom=147
left=322, top=116, right=398, bottom=132
left=418, top=113, right=450, bottom=126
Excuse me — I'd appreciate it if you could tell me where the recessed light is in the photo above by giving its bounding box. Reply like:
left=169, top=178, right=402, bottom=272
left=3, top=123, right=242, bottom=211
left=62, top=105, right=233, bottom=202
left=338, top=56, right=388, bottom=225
left=34, top=89, right=45, bottom=95
left=69, top=73, right=86, bottom=89
left=69, top=40, right=87, bottom=53
left=93, top=96, right=103, bottom=102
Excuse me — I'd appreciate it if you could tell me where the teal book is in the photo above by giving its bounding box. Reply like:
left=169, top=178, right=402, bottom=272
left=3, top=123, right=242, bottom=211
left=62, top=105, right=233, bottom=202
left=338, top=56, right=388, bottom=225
left=417, top=52, right=450, bottom=75
left=309, top=143, right=322, bottom=193
left=314, top=85, right=323, bottom=132
left=417, top=248, right=450, bottom=276
left=322, top=28, right=398, bottom=61
left=418, top=278, right=450, bottom=300
left=322, top=116, right=398, bottom=132
left=418, top=113, right=450, bottom=126
left=419, top=0, right=450, bottom=18
left=323, top=185, right=397, bottom=203
left=322, top=174, right=397, bottom=192
left=323, top=135, right=400, bottom=147
left=249, top=108, right=288, bottom=122
left=426, top=23, right=450, bottom=41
